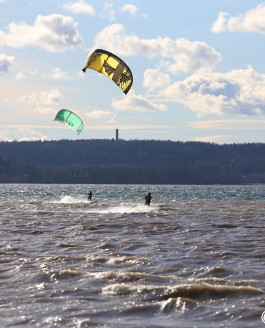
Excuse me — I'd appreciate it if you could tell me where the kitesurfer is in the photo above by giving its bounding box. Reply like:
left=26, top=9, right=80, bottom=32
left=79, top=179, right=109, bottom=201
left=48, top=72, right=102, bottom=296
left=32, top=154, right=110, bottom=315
left=145, top=192, right=152, bottom=206
left=88, top=191, right=92, bottom=202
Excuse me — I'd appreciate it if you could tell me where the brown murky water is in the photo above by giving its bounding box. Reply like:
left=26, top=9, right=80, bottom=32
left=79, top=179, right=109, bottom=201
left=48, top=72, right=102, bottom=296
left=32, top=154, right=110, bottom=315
left=0, top=184, right=264, bottom=327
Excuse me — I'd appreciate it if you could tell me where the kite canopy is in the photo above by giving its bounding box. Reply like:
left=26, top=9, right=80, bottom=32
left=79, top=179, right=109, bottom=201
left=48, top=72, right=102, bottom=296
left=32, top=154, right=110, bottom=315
left=54, top=109, right=84, bottom=135
left=82, top=49, right=133, bottom=95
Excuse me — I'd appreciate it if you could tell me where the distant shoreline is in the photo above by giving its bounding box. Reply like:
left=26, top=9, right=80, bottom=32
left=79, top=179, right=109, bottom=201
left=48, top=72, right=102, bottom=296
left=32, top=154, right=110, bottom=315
left=0, top=139, right=265, bottom=184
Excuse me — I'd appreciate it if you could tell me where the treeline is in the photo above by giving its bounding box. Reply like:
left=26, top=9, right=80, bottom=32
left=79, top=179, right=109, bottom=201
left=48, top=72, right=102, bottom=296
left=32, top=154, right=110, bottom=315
left=0, top=139, right=265, bottom=184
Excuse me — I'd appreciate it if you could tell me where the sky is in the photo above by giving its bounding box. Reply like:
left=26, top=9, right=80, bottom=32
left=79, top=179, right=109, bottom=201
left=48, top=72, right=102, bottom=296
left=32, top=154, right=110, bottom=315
left=1, top=0, right=265, bottom=143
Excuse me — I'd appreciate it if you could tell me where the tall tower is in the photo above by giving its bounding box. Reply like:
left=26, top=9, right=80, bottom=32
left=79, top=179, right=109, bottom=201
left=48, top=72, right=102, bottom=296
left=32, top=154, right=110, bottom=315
left=116, top=129, right=119, bottom=141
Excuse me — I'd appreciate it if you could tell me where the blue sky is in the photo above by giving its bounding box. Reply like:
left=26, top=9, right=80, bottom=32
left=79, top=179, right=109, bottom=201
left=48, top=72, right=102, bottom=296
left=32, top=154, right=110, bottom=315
left=1, top=0, right=265, bottom=143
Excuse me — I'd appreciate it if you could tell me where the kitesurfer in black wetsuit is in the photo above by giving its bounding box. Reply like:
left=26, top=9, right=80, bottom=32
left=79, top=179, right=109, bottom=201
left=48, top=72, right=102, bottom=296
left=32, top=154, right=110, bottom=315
left=145, top=192, right=152, bottom=206
left=88, top=191, right=92, bottom=202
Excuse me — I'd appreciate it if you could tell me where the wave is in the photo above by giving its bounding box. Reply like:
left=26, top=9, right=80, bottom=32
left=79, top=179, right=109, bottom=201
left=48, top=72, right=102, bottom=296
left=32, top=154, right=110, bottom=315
left=51, top=196, right=156, bottom=214
left=102, top=282, right=263, bottom=301
left=55, top=195, right=86, bottom=204
left=86, top=203, right=155, bottom=214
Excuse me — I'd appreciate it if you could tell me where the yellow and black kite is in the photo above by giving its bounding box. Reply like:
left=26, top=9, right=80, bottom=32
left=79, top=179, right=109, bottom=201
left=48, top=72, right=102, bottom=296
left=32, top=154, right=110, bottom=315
left=82, top=49, right=133, bottom=95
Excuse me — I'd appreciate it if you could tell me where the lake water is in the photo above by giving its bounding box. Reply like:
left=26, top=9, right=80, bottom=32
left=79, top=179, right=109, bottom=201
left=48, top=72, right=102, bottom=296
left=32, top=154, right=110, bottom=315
left=0, top=184, right=264, bottom=327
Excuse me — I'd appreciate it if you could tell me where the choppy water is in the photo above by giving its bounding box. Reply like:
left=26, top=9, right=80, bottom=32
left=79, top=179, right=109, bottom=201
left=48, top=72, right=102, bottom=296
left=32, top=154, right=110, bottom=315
left=0, top=184, right=265, bottom=327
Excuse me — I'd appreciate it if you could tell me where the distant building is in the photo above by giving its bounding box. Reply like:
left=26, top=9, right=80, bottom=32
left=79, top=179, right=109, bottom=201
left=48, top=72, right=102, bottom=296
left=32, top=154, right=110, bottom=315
left=116, top=129, right=119, bottom=141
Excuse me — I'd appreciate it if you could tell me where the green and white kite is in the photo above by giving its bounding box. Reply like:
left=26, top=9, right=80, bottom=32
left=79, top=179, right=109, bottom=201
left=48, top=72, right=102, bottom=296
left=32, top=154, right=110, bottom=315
left=54, top=109, right=84, bottom=135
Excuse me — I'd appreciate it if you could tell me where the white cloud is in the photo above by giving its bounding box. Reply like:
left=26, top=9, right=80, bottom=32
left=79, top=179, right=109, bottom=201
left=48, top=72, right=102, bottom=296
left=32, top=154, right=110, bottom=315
left=15, top=72, right=25, bottom=80
left=112, top=90, right=167, bottom=112
left=15, top=68, right=70, bottom=80
left=163, top=66, right=265, bottom=116
left=49, top=68, right=70, bottom=80
left=143, top=68, right=171, bottom=91
left=86, top=110, right=112, bottom=119
left=15, top=68, right=40, bottom=80
left=101, top=3, right=116, bottom=22
left=0, top=130, right=12, bottom=142
left=18, top=127, right=48, bottom=141
left=0, top=53, right=14, bottom=73
left=63, top=0, right=95, bottom=15
left=0, top=14, right=82, bottom=52
left=120, top=4, right=138, bottom=16
left=17, top=88, right=62, bottom=114
left=94, top=24, right=222, bottom=73
left=212, top=4, right=265, bottom=34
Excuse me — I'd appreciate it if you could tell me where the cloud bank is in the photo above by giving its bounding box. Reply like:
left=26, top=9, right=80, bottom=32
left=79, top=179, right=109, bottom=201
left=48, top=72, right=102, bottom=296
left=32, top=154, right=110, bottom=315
left=94, top=24, right=222, bottom=73
left=163, top=66, right=265, bottom=116
left=92, top=23, right=265, bottom=117
left=212, top=4, right=265, bottom=34
left=0, top=14, right=82, bottom=52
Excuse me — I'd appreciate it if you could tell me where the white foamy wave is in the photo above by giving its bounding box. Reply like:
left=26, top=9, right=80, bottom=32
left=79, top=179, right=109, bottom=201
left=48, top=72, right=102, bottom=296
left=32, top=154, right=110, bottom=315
left=86, top=203, right=156, bottom=214
left=56, top=196, right=86, bottom=204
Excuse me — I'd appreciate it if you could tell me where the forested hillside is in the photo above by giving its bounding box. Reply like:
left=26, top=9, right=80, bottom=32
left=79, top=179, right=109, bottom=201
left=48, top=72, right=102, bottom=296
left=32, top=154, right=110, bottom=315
left=0, top=139, right=264, bottom=184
